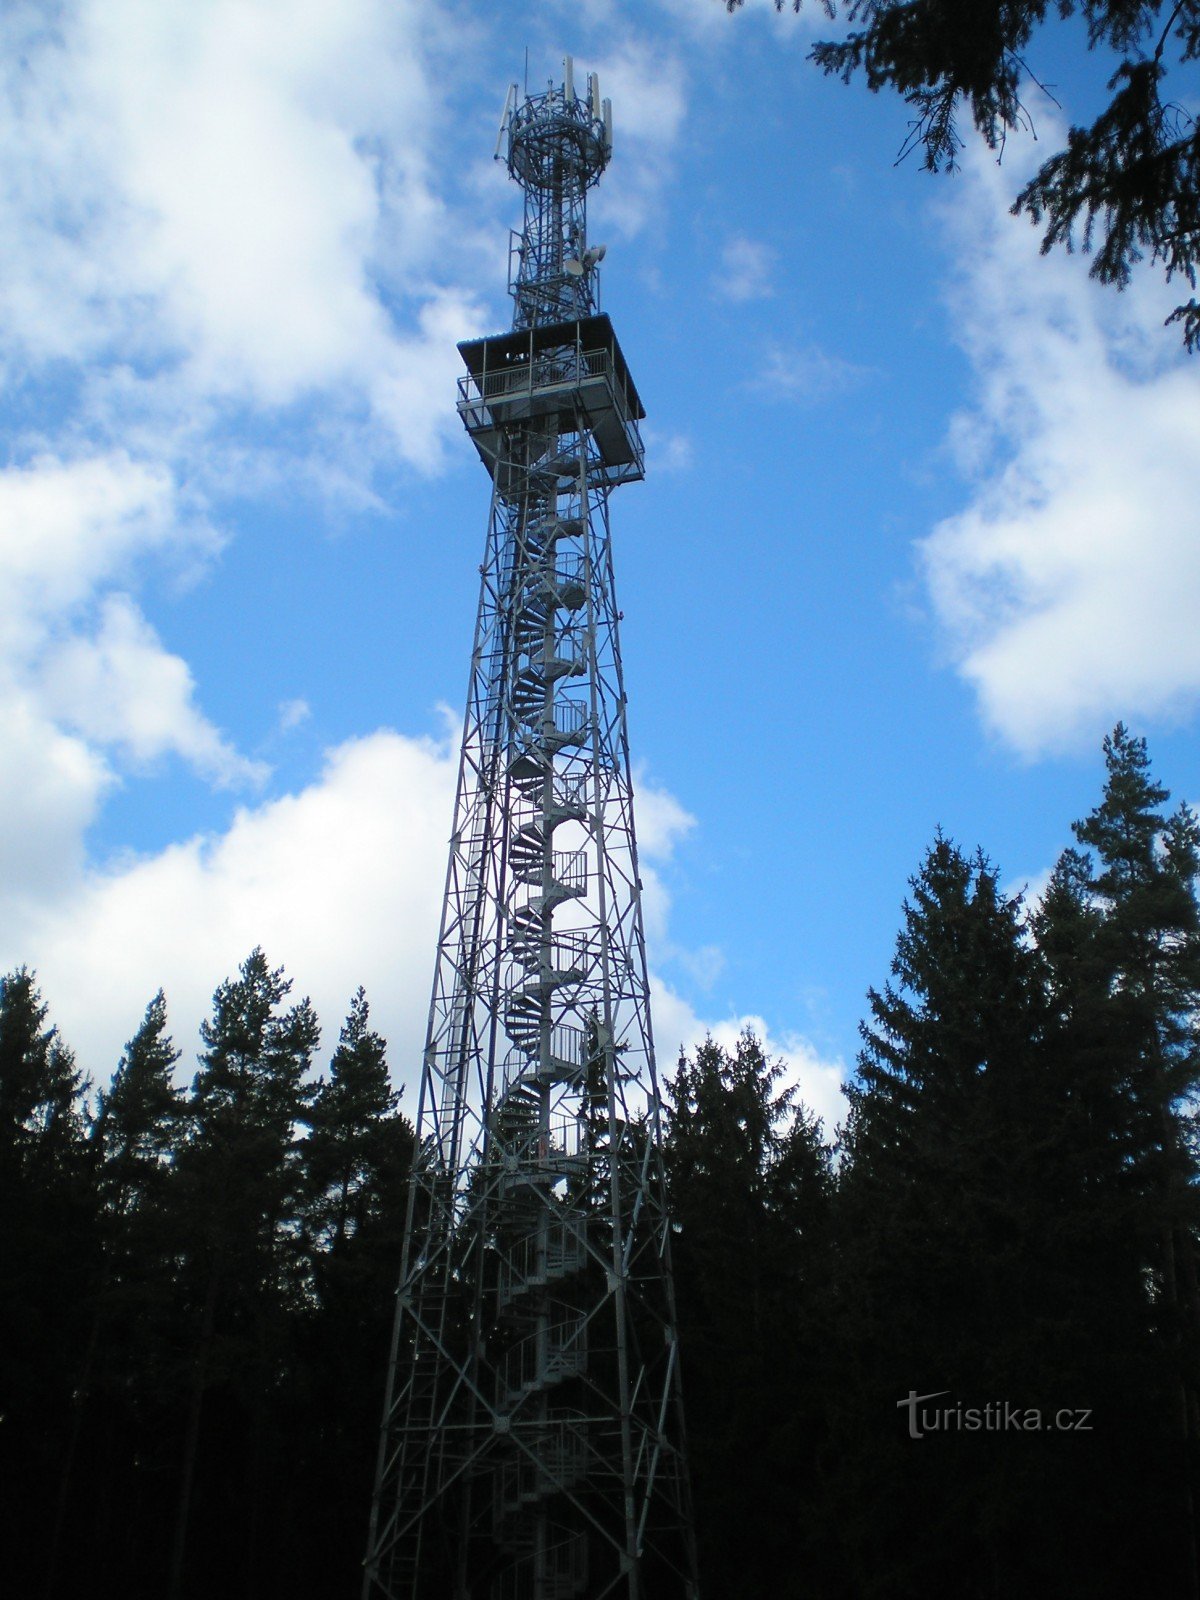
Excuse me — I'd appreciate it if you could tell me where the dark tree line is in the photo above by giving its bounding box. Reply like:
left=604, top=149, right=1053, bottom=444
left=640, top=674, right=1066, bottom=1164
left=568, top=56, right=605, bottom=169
left=5, top=724, right=1200, bottom=1597
left=0, top=952, right=412, bottom=1600
left=669, top=724, right=1200, bottom=1599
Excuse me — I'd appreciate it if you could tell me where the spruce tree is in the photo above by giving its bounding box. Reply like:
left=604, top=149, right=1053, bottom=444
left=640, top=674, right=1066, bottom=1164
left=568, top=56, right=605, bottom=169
left=1072, top=726, right=1200, bottom=1227
left=832, top=821, right=1194, bottom=1598
left=1069, top=725, right=1200, bottom=1592
left=833, top=837, right=1113, bottom=1597
left=665, top=1032, right=831, bottom=1597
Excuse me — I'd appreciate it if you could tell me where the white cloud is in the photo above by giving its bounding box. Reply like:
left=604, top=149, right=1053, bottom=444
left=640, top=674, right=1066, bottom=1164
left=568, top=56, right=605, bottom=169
left=0, top=0, right=488, bottom=473
left=10, top=728, right=456, bottom=1094
left=634, top=773, right=696, bottom=859
left=749, top=340, right=867, bottom=401
left=632, top=772, right=696, bottom=942
left=0, top=451, right=261, bottom=860
left=715, top=235, right=776, bottom=302
left=39, top=593, right=267, bottom=787
left=923, top=134, right=1200, bottom=756
left=279, top=698, right=311, bottom=733
left=0, top=692, right=110, bottom=906
left=0, top=453, right=205, bottom=653
left=0, top=4, right=498, bottom=939
left=589, top=38, right=687, bottom=237
left=14, top=720, right=838, bottom=1145
left=3, top=718, right=837, bottom=1150
left=0, top=7, right=839, bottom=1152
left=642, top=428, right=694, bottom=473
left=651, top=974, right=848, bottom=1135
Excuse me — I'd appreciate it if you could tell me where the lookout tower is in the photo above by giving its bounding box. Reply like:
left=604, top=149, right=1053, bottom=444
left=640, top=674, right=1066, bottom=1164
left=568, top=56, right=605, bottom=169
left=363, top=61, right=699, bottom=1600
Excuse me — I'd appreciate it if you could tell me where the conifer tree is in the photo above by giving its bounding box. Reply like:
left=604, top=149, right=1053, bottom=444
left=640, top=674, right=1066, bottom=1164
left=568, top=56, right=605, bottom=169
left=49, top=993, right=188, bottom=1597
left=295, top=991, right=412, bottom=1595
left=0, top=971, right=95, bottom=1594
left=0, top=966, right=89, bottom=1189
left=665, top=1032, right=831, bottom=1597
left=1067, top=725, right=1200, bottom=1592
left=167, top=949, right=319, bottom=1600
left=835, top=822, right=1191, bottom=1597
left=1072, top=726, right=1200, bottom=1216
left=833, top=838, right=1096, bottom=1596
left=304, top=987, right=401, bottom=1255
left=93, top=989, right=184, bottom=1223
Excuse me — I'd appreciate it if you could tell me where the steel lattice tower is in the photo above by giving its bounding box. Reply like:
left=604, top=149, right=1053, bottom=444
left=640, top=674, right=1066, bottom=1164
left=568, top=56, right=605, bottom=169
left=363, top=61, right=699, bottom=1600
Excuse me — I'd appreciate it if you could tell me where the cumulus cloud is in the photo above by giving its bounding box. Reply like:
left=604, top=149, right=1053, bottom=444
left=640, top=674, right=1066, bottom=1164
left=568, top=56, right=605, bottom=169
left=0, top=693, right=110, bottom=906
left=10, top=728, right=456, bottom=1094
left=38, top=594, right=267, bottom=787
left=0, top=453, right=205, bottom=653
left=0, top=4, right=836, bottom=1147
left=0, top=2, right=497, bottom=978
left=0, top=451, right=258, bottom=852
left=0, top=0, right=488, bottom=472
left=635, top=773, right=696, bottom=859
left=631, top=772, right=696, bottom=943
left=651, top=974, right=848, bottom=1135
left=923, top=134, right=1200, bottom=756
left=2, top=709, right=839, bottom=1151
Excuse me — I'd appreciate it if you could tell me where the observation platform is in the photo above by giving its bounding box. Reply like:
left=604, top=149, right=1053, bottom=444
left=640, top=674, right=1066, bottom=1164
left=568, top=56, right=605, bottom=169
left=457, top=314, right=644, bottom=487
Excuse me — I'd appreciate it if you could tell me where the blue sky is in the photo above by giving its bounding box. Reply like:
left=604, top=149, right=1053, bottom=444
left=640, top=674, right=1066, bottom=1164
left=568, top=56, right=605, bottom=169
left=3, top=0, right=1200, bottom=1132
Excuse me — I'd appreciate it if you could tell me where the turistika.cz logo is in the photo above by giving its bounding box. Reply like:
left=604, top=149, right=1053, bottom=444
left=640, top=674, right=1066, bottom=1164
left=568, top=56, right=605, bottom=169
left=897, top=1390, right=1093, bottom=1440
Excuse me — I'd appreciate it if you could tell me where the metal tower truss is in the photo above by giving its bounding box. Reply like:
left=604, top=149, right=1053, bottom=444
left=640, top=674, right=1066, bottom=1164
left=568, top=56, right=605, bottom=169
left=364, top=62, right=698, bottom=1600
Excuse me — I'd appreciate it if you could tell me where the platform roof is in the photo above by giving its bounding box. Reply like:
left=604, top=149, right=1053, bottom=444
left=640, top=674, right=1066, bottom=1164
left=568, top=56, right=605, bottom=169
left=457, top=312, right=645, bottom=422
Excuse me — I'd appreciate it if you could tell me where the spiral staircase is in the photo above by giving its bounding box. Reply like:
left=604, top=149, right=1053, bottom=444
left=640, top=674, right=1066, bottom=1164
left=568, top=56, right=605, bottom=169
left=489, top=492, right=596, bottom=1599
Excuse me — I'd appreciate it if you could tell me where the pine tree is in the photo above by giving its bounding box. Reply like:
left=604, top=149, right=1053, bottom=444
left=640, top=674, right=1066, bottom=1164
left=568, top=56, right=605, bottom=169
left=93, top=989, right=184, bottom=1223
left=0, top=971, right=96, bottom=1595
left=294, top=991, right=412, bottom=1595
left=304, top=987, right=401, bottom=1255
left=167, top=949, right=320, bottom=1600
left=48, top=993, right=188, bottom=1598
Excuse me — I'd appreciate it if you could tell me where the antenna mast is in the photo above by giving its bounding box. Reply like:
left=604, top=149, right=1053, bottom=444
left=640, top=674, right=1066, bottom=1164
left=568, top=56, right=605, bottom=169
left=363, top=58, right=699, bottom=1600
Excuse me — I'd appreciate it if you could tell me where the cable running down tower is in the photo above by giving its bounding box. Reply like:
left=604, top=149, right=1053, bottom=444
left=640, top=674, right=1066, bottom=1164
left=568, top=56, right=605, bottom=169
left=363, top=60, right=698, bottom=1600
